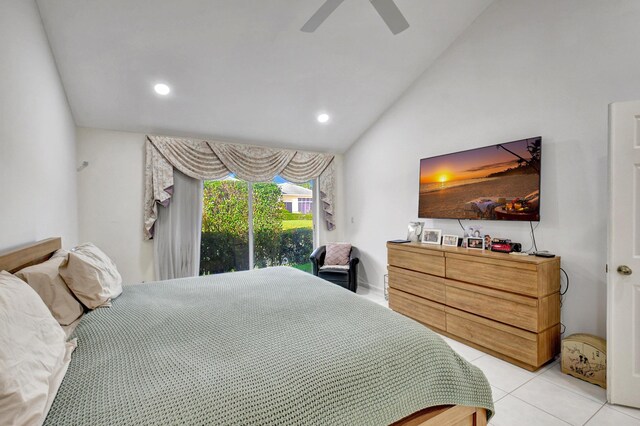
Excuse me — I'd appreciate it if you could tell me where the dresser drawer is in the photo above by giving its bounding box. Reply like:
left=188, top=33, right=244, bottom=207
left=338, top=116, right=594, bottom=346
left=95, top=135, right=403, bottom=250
left=446, top=307, right=538, bottom=366
left=445, top=257, right=538, bottom=297
left=389, top=266, right=445, bottom=304
left=388, top=246, right=445, bottom=276
left=389, top=288, right=446, bottom=331
left=445, top=279, right=541, bottom=331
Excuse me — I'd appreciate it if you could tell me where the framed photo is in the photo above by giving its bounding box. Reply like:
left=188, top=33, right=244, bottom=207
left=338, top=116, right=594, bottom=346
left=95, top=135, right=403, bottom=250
left=421, top=229, right=442, bottom=245
left=407, top=222, right=424, bottom=242
left=442, top=234, right=459, bottom=247
left=484, top=234, right=492, bottom=250
left=467, top=237, right=485, bottom=250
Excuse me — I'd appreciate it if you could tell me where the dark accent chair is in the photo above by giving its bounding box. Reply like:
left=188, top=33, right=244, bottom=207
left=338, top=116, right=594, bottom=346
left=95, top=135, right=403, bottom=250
left=309, top=245, right=359, bottom=292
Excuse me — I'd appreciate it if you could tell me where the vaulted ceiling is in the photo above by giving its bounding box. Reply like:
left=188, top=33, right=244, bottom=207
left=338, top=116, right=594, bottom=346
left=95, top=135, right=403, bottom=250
left=37, top=0, right=492, bottom=152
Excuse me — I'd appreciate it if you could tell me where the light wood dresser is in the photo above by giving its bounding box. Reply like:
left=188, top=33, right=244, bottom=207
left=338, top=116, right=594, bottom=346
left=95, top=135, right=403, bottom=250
left=387, top=242, right=561, bottom=371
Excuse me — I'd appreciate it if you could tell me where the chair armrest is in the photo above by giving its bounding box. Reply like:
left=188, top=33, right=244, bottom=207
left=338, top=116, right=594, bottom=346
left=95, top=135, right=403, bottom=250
left=309, top=245, right=326, bottom=276
left=348, top=247, right=360, bottom=292
left=349, top=247, right=360, bottom=268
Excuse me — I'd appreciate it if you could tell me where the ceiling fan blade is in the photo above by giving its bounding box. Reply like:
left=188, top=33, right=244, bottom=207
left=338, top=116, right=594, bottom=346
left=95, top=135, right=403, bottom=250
left=369, top=0, right=409, bottom=35
left=301, top=0, right=345, bottom=33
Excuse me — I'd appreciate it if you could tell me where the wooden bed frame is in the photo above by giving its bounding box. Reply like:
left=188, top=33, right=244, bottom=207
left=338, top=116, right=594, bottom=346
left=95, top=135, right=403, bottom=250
left=0, top=238, right=488, bottom=426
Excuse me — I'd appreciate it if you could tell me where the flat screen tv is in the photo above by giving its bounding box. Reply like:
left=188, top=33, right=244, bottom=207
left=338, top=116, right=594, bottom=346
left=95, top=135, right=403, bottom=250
left=418, top=137, right=541, bottom=221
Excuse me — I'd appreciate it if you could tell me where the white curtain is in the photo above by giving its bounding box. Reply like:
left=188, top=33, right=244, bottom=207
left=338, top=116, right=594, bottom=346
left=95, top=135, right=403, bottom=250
left=153, top=170, right=203, bottom=280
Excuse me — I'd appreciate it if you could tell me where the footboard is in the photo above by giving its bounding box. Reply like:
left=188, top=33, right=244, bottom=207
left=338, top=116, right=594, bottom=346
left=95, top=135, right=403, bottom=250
left=392, top=405, right=487, bottom=426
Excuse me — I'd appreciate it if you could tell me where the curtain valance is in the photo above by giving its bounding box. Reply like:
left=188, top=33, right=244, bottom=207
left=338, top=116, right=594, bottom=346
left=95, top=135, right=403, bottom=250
left=144, top=135, right=335, bottom=239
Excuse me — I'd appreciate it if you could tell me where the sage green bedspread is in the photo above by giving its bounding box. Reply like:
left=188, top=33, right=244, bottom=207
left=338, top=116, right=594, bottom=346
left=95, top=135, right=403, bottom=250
left=45, top=267, right=493, bottom=425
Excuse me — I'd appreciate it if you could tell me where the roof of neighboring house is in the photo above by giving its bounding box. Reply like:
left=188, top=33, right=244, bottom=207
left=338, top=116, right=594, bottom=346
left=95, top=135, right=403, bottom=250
left=278, top=183, right=312, bottom=197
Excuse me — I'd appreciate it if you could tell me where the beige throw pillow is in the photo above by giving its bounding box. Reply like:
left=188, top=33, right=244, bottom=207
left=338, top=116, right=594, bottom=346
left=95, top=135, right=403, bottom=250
left=324, top=243, right=352, bottom=266
left=60, top=243, right=123, bottom=309
left=0, top=271, right=77, bottom=426
left=15, top=251, right=84, bottom=326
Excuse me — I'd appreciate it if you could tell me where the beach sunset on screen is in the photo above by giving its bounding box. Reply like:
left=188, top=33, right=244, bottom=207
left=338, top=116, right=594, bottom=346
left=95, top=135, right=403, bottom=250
left=418, top=138, right=541, bottom=221
left=420, top=140, right=530, bottom=184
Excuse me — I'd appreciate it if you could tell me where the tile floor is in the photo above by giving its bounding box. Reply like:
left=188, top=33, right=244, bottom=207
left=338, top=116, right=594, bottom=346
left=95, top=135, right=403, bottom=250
left=356, top=287, right=640, bottom=426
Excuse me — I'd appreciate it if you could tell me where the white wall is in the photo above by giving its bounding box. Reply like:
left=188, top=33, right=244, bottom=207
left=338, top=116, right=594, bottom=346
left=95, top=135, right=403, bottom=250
left=76, top=127, right=343, bottom=283
left=343, top=0, right=640, bottom=337
left=0, top=0, right=78, bottom=251
left=76, top=128, right=154, bottom=283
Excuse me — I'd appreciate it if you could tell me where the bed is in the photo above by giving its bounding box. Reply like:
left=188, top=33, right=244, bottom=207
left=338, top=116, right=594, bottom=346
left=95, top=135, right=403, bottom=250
left=0, top=238, right=493, bottom=425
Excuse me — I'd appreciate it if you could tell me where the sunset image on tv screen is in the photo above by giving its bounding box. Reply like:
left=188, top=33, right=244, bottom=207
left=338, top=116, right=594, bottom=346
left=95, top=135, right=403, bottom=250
left=418, top=137, right=541, bottom=221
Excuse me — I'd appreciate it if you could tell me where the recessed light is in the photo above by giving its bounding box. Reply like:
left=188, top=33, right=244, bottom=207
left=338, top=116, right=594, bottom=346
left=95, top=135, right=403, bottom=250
left=154, top=83, right=171, bottom=96
left=317, top=113, right=330, bottom=123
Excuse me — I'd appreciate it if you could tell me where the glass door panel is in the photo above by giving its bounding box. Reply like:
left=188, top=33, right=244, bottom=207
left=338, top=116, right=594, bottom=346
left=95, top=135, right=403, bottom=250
left=253, top=177, right=314, bottom=272
left=200, top=178, right=250, bottom=274
left=252, top=182, right=284, bottom=269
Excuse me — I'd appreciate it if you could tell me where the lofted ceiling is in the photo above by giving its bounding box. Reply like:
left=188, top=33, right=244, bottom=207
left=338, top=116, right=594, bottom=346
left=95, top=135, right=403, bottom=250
left=36, top=0, right=492, bottom=153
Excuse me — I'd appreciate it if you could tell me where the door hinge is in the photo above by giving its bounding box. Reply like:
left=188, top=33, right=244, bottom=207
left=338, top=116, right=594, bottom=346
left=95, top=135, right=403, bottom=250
left=606, top=264, right=609, bottom=273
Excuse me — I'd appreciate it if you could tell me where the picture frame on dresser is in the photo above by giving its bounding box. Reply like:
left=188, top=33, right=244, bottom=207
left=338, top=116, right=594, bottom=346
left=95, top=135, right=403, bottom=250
left=467, top=237, right=484, bottom=249
left=421, top=229, right=441, bottom=245
left=442, top=235, right=459, bottom=247
left=407, top=222, right=424, bottom=242
left=483, top=235, right=492, bottom=250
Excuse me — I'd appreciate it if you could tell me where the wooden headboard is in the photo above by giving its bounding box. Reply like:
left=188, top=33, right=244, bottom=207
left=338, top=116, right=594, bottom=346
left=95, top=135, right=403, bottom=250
left=0, top=238, right=62, bottom=273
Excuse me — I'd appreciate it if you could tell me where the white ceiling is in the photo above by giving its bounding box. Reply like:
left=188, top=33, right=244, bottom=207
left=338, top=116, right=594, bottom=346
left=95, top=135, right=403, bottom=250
left=37, top=0, right=492, bottom=153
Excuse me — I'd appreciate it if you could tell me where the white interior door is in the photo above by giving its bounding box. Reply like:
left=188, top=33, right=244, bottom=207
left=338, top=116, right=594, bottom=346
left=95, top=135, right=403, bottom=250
left=607, top=100, right=640, bottom=407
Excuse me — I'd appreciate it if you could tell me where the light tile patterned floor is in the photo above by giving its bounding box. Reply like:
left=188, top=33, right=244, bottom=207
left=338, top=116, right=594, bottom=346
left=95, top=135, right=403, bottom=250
left=356, top=288, right=640, bottom=426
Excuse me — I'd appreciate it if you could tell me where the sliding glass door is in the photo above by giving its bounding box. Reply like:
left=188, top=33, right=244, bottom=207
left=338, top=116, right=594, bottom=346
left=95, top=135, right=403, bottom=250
left=200, top=176, right=315, bottom=275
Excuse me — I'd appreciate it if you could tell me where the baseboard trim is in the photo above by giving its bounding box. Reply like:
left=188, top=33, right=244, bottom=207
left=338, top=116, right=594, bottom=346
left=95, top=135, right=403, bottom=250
left=358, top=280, right=385, bottom=297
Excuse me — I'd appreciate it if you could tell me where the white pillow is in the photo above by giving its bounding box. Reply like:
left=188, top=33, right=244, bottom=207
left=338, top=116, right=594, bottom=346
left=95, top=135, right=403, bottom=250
left=59, top=243, right=123, bottom=309
left=15, top=250, right=84, bottom=326
left=0, top=270, right=76, bottom=426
